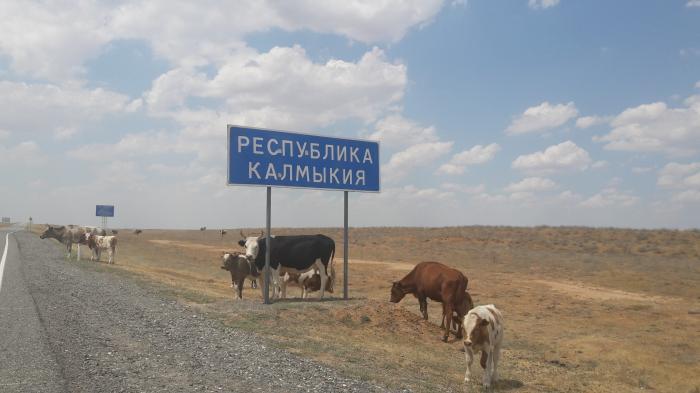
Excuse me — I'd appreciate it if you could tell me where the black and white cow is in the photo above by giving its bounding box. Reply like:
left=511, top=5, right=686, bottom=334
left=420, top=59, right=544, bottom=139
left=238, top=232, right=335, bottom=300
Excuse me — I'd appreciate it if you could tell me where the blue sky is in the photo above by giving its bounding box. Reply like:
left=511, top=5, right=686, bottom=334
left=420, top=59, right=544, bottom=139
left=1, top=0, right=699, bottom=229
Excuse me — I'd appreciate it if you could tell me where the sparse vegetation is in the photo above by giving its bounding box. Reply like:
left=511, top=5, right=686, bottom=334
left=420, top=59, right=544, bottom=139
left=41, top=226, right=700, bottom=392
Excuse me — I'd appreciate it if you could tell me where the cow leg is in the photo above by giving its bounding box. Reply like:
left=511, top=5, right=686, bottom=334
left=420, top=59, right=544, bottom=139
left=271, top=267, right=280, bottom=300
left=109, top=248, right=114, bottom=264
left=316, top=260, right=327, bottom=299
left=418, top=296, right=428, bottom=320
left=442, top=303, right=453, bottom=342
left=280, top=277, right=287, bottom=299
left=76, top=243, right=81, bottom=261
left=236, top=278, right=244, bottom=299
left=463, top=345, right=474, bottom=383
left=492, top=344, right=501, bottom=383
left=482, top=350, right=493, bottom=388
left=251, top=279, right=257, bottom=289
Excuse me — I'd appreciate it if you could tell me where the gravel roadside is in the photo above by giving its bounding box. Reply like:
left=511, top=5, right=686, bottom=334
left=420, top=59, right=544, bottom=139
left=17, top=231, right=395, bottom=393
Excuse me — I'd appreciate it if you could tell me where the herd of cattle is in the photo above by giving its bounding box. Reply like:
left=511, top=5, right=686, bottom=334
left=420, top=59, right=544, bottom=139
left=39, top=226, right=503, bottom=387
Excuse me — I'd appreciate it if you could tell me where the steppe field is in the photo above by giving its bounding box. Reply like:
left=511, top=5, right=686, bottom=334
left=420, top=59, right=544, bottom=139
left=39, top=226, right=700, bottom=392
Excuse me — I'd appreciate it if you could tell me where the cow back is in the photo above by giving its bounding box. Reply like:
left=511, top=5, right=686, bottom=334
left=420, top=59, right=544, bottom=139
left=255, top=234, right=335, bottom=272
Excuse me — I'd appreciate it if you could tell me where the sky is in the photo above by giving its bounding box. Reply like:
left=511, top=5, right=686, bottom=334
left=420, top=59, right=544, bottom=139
left=1, top=0, right=699, bottom=229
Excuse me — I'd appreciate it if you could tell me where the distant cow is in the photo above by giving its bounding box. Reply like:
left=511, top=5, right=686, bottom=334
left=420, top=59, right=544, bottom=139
left=40, top=225, right=87, bottom=260
left=390, top=261, right=469, bottom=342
left=86, top=234, right=117, bottom=264
left=462, top=304, right=504, bottom=388
left=221, top=251, right=260, bottom=299
left=220, top=229, right=227, bottom=239
left=200, top=226, right=206, bottom=231
left=280, top=270, right=333, bottom=299
left=134, top=229, right=142, bottom=235
left=111, top=229, right=119, bottom=235
left=239, top=232, right=335, bottom=300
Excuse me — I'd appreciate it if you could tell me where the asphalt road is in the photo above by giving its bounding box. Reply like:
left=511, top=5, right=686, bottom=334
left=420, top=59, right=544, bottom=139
left=0, top=229, right=393, bottom=393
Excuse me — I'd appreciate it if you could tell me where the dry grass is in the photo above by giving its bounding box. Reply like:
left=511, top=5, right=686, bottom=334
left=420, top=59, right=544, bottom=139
left=38, top=225, right=700, bottom=392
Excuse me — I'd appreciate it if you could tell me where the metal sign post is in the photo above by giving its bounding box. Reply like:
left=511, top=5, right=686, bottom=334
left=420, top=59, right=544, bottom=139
left=264, top=186, right=272, bottom=304
left=226, top=125, right=380, bottom=304
left=344, top=191, right=349, bottom=300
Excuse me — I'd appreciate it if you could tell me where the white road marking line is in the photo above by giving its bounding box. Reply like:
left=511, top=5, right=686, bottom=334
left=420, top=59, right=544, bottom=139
left=0, top=232, right=11, bottom=294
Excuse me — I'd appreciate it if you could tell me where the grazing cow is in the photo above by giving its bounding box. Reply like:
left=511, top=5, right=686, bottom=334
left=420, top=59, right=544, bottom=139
left=220, top=251, right=260, bottom=299
left=238, top=231, right=335, bottom=300
left=390, top=261, right=469, bottom=342
left=280, top=269, right=333, bottom=299
left=134, top=229, right=142, bottom=235
left=462, top=304, right=504, bottom=388
left=86, top=234, right=117, bottom=264
left=40, top=225, right=87, bottom=260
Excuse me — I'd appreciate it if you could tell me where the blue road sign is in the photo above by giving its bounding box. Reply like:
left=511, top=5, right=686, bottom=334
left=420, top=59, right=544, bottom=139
left=95, top=205, right=115, bottom=217
left=227, top=125, right=380, bottom=192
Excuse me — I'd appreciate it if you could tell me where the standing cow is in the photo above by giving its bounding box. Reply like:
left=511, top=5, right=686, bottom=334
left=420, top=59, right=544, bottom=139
left=462, top=304, right=504, bottom=388
left=390, top=261, right=469, bottom=342
left=220, top=251, right=260, bottom=299
left=280, top=270, right=333, bottom=299
left=238, top=232, right=335, bottom=300
left=40, top=225, right=87, bottom=260
left=85, top=233, right=117, bottom=264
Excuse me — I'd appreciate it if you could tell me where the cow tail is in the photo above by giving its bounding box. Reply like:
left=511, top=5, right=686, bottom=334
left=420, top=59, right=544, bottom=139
left=330, top=242, right=336, bottom=285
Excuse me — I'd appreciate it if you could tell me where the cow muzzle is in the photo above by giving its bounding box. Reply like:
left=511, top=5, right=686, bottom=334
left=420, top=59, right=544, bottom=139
left=463, top=339, right=472, bottom=347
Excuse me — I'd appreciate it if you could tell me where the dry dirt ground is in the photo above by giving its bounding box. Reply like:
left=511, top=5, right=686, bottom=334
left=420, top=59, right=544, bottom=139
left=38, top=226, right=700, bottom=392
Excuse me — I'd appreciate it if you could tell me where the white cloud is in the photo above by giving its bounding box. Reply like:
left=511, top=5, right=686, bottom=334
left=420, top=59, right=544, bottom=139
left=0, top=1, right=443, bottom=81
left=148, top=46, right=407, bottom=131
left=368, top=114, right=438, bottom=149
left=505, top=101, right=578, bottom=134
left=580, top=188, right=639, bottom=208
left=504, top=177, right=556, bottom=193
left=0, top=129, right=9, bottom=139
left=696, top=80, right=700, bottom=88
left=657, top=162, right=700, bottom=189
left=576, top=115, right=609, bottom=129
left=528, top=0, right=561, bottom=10
left=672, top=190, right=700, bottom=203
left=632, top=166, right=654, bottom=174
left=594, top=95, right=700, bottom=157
left=0, top=141, right=44, bottom=166
left=384, top=141, right=453, bottom=182
left=67, top=132, right=176, bottom=161
left=687, top=0, right=700, bottom=7
left=441, top=183, right=485, bottom=194
left=0, top=81, right=134, bottom=138
left=591, top=160, right=608, bottom=169
left=437, top=143, right=500, bottom=175
left=512, top=141, right=592, bottom=174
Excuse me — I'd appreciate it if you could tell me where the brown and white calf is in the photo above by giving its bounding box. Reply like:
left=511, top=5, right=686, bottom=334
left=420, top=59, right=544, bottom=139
left=220, top=252, right=260, bottom=299
left=462, top=304, right=504, bottom=388
left=280, top=269, right=333, bottom=299
left=86, top=234, right=117, bottom=264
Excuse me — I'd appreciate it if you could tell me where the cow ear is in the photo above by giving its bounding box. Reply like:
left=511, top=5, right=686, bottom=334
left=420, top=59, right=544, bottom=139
left=238, top=240, right=245, bottom=247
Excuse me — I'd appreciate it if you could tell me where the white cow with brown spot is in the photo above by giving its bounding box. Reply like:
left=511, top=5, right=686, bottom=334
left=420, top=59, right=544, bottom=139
left=85, top=233, right=118, bottom=264
left=462, top=304, right=504, bottom=388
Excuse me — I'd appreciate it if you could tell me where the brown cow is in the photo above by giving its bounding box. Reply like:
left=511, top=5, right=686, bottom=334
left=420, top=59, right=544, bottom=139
left=390, top=261, right=469, bottom=342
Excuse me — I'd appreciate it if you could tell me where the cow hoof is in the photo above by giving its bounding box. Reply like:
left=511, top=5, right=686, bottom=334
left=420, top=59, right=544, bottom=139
left=442, top=336, right=448, bottom=343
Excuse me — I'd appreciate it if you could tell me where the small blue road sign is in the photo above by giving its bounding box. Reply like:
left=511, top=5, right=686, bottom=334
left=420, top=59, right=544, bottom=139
left=227, top=125, right=380, bottom=192
left=95, top=205, right=115, bottom=217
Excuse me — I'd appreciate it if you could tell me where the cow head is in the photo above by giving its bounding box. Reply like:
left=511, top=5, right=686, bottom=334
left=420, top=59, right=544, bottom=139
left=238, top=230, right=264, bottom=261
left=221, top=252, right=244, bottom=272
left=389, top=281, right=407, bottom=303
left=40, top=225, right=63, bottom=239
left=462, top=312, right=490, bottom=348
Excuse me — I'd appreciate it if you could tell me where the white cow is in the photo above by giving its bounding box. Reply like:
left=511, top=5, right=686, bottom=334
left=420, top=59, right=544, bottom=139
left=462, top=304, right=504, bottom=388
left=85, top=233, right=118, bottom=264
